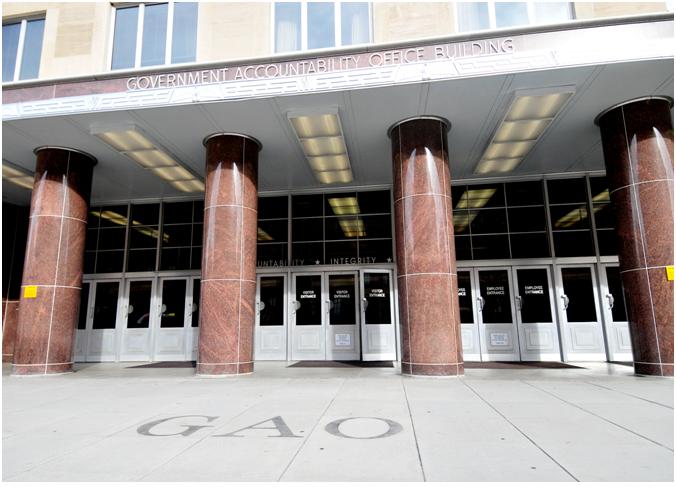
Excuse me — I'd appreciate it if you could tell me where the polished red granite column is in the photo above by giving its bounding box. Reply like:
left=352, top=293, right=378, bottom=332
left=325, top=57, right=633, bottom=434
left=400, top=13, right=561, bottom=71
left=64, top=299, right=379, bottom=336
left=2, top=300, right=20, bottom=363
left=597, top=96, right=674, bottom=377
left=198, top=133, right=260, bottom=375
left=389, top=117, right=463, bottom=376
left=13, top=147, right=96, bottom=375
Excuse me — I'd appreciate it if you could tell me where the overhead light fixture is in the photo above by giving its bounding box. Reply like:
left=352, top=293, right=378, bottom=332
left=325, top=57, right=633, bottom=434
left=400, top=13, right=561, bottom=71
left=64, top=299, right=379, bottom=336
left=257, top=228, right=273, bottom=241
left=338, top=217, right=365, bottom=238
left=474, top=87, right=575, bottom=175
left=91, top=123, right=204, bottom=193
left=288, top=109, right=354, bottom=185
left=2, top=161, right=34, bottom=189
left=455, top=188, right=497, bottom=209
left=91, top=209, right=168, bottom=241
left=328, top=196, right=360, bottom=216
left=555, top=206, right=588, bottom=229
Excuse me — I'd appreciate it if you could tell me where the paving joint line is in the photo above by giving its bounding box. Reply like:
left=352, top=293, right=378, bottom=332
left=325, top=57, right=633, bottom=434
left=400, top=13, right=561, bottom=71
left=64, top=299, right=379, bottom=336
left=401, top=378, right=427, bottom=481
left=460, top=378, right=579, bottom=481
left=583, top=380, right=674, bottom=410
left=523, top=380, right=674, bottom=452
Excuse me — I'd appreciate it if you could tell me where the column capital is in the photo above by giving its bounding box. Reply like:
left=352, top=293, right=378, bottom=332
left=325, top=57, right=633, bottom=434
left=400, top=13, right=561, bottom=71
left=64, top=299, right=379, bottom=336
left=33, top=146, right=98, bottom=165
left=594, top=95, right=673, bottom=125
left=387, top=115, right=451, bottom=138
left=202, top=132, right=263, bottom=151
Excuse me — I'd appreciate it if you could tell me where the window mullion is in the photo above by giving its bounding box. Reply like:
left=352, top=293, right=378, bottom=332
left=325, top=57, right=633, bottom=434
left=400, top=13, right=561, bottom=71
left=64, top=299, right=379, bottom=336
left=135, top=3, right=145, bottom=68
left=165, top=0, right=174, bottom=65
left=13, top=19, right=27, bottom=81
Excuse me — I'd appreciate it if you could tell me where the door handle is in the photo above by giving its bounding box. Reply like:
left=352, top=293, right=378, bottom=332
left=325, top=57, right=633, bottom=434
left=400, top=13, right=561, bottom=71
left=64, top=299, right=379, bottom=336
left=326, top=299, right=333, bottom=313
left=605, top=293, right=615, bottom=310
left=292, top=300, right=300, bottom=313
left=361, top=297, right=368, bottom=311
left=515, top=295, right=522, bottom=311
left=561, top=294, right=569, bottom=310
left=477, top=296, right=484, bottom=311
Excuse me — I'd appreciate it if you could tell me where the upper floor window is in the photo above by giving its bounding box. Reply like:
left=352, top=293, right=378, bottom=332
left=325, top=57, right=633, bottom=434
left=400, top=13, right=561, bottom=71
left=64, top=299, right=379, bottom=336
left=2, top=17, right=45, bottom=82
left=111, top=2, right=198, bottom=70
left=274, top=2, right=371, bottom=53
left=456, top=2, right=572, bottom=32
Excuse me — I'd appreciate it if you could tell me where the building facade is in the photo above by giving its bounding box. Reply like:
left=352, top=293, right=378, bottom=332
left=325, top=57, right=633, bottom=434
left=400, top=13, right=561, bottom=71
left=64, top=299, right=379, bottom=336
left=2, top=2, right=674, bottom=376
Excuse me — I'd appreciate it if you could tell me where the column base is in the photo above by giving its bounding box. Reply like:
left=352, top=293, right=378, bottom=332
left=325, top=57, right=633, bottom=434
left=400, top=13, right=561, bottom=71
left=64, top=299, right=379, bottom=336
left=12, top=362, right=73, bottom=375
left=634, top=362, right=674, bottom=377
left=196, top=361, right=254, bottom=376
left=401, top=362, right=464, bottom=376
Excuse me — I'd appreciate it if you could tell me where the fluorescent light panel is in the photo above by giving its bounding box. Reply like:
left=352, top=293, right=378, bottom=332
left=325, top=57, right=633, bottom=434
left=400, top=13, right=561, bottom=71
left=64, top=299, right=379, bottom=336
left=2, top=161, right=34, bottom=190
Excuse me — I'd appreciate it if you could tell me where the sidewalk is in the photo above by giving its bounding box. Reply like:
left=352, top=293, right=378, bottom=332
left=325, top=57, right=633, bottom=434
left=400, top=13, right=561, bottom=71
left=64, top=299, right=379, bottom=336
left=2, top=361, right=673, bottom=481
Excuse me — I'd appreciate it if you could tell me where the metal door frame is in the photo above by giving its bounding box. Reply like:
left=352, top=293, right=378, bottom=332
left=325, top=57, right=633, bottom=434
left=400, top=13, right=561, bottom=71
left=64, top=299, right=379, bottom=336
left=359, top=267, right=397, bottom=361
left=457, top=268, right=482, bottom=361
left=154, top=276, right=191, bottom=361
left=119, top=276, right=157, bottom=362
left=597, top=263, right=633, bottom=362
left=254, top=273, right=288, bottom=360
left=325, top=270, right=361, bottom=360
left=290, top=272, right=326, bottom=360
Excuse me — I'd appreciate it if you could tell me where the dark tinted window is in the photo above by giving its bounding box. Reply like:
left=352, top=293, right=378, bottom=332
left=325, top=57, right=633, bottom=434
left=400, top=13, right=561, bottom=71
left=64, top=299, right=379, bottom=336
left=547, top=178, right=587, bottom=204
left=505, top=181, right=544, bottom=206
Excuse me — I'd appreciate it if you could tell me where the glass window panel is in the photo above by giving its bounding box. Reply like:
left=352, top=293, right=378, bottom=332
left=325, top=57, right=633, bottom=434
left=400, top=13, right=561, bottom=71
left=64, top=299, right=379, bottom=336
left=325, top=216, right=359, bottom=240
left=329, top=274, right=356, bottom=325
left=130, top=203, right=160, bottom=225
left=292, top=218, right=323, bottom=242
left=470, top=208, right=508, bottom=234
left=275, top=1, right=301, bottom=52
left=171, top=2, right=198, bottom=64
left=361, top=215, right=392, bottom=239
left=257, top=243, right=288, bottom=266
left=605, top=266, right=627, bottom=322
left=358, top=239, right=394, bottom=264
left=589, top=176, right=611, bottom=200
left=160, top=247, right=191, bottom=270
left=292, top=242, right=323, bottom=265
left=295, top=275, right=322, bottom=325
left=192, top=224, right=203, bottom=246
left=560, top=267, right=597, bottom=322
left=505, top=181, right=544, bottom=206
left=92, top=282, right=119, bottom=329
left=507, top=206, right=547, bottom=232
left=161, top=279, right=186, bottom=327
left=84, top=251, right=96, bottom=274
left=363, top=272, right=391, bottom=324
left=97, top=228, right=126, bottom=250
left=193, top=201, right=204, bottom=222
left=162, top=224, right=192, bottom=247
left=98, top=205, right=129, bottom=228
left=550, top=204, right=590, bottom=230
left=341, top=2, right=369, bottom=45
left=357, top=190, right=391, bottom=214
left=597, top=229, right=618, bottom=256
left=457, top=2, right=490, bottom=31
left=325, top=240, right=358, bottom=262
left=2, top=22, right=20, bottom=81
left=467, top=183, right=505, bottom=208
left=453, top=210, right=472, bottom=235
left=162, top=201, right=193, bottom=224
left=191, top=279, right=200, bottom=327
left=141, top=2, right=168, bottom=67
left=260, top=276, right=285, bottom=326
left=111, top=6, right=139, bottom=69
left=258, top=219, right=288, bottom=243
left=472, top=234, right=510, bottom=260
left=593, top=203, right=614, bottom=229
left=553, top=231, right=594, bottom=257
left=515, top=268, right=552, bottom=323
left=478, top=270, right=512, bottom=324
left=451, top=186, right=467, bottom=209
left=126, top=248, right=156, bottom=272
left=454, top=235, right=472, bottom=260
left=85, top=229, right=98, bottom=251
left=307, top=2, right=335, bottom=49
left=259, top=196, right=289, bottom=219
left=87, top=208, right=101, bottom=228
left=534, top=2, right=572, bottom=23
left=129, top=225, right=160, bottom=249
left=190, top=248, right=202, bottom=270
left=547, top=178, right=587, bottom=204
left=495, top=2, right=529, bottom=28
left=510, top=233, right=550, bottom=258
left=292, top=194, right=323, bottom=217
left=457, top=271, right=474, bottom=324
left=77, top=282, right=90, bottom=329
left=127, top=280, right=153, bottom=328
left=19, top=18, right=44, bottom=80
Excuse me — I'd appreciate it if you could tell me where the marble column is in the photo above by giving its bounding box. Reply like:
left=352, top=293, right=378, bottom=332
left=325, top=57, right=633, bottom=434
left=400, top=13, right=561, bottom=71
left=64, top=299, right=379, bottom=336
left=12, top=147, right=96, bottom=375
left=389, top=117, right=463, bottom=376
left=198, top=133, right=260, bottom=375
left=597, top=96, right=674, bottom=377
left=2, top=299, right=20, bottom=363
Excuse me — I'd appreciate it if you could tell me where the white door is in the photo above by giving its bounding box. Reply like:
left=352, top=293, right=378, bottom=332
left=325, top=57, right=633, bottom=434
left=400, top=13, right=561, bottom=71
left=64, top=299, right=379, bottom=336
left=254, top=274, right=288, bottom=360
left=513, top=266, right=561, bottom=361
left=360, top=270, right=396, bottom=361
left=291, top=273, right=325, bottom=360
left=154, top=278, right=189, bottom=361
left=84, top=280, right=120, bottom=362
left=187, top=277, right=200, bottom=361
left=476, top=268, right=520, bottom=361
left=599, top=264, right=632, bottom=362
left=73, top=281, right=92, bottom=362
left=556, top=265, right=607, bottom=361
left=120, top=279, right=154, bottom=362
left=457, top=270, right=481, bottom=361
left=326, top=272, right=360, bottom=361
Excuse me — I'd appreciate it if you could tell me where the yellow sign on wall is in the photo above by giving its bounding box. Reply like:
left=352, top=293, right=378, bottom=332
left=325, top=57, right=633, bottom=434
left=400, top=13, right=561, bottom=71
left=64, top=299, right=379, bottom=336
left=666, top=266, right=674, bottom=281
left=23, top=285, right=38, bottom=298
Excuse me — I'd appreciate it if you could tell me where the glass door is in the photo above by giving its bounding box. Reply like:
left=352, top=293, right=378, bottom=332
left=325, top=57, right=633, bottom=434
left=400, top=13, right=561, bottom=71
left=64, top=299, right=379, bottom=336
left=120, top=279, right=155, bottom=361
left=476, top=268, right=519, bottom=361
left=513, top=267, right=561, bottom=361
left=73, top=281, right=91, bottom=362
left=187, top=277, right=200, bottom=361
left=291, top=273, right=325, bottom=360
left=154, top=278, right=189, bottom=361
left=85, top=281, right=121, bottom=362
left=599, top=264, right=632, bottom=362
left=325, top=272, right=360, bottom=360
left=556, top=265, right=606, bottom=361
left=458, top=270, right=481, bottom=361
left=254, top=274, right=288, bottom=360
left=360, top=270, right=396, bottom=361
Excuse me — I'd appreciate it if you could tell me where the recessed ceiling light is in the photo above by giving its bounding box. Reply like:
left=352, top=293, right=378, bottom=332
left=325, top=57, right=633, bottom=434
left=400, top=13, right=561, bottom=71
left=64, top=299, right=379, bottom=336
left=2, top=161, right=34, bottom=190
